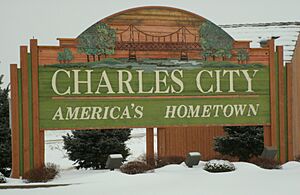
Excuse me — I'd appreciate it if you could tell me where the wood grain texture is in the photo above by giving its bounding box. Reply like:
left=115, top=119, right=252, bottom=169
left=20, top=46, right=31, bottom=174
left=52, top=94, right=261, bottom=100
left=291, top=34, right=300, bottom=159
left=277, top=46, right=286, bottom=162
left=38, top=44, right=270, bottom=66
left=100, top=6, right=206, bottom=27
left=39, top=131, right=45, bottom=167
left=37, top=7, right=270, bottom=66
left=146, top=128, right=155, bottom=165
left=14, top=7, right=284, bottom=170
left=10, top=64, right=20, bottom=178
left=268, top=40, right=277, bottom=148
left=157, top=126, right=224, bottom=160
left=263, top=125, right=271, bottom=146
left=30, top=39, right=42, bottom=168
left=38, top=65, right=270, bottom=130
left=286, top=63, right=294, bottom=160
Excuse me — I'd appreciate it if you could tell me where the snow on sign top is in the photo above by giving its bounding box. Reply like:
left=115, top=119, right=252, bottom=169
left=221, top=22, right=300, bottom=63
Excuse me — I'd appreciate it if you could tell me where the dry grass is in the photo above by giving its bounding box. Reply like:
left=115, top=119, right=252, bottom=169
left=135, top=153, right=185, bottom=168
left=249, top=157, right=282, bottom=169
left=120, top=161, right=153, bottom=175
left=23, top=163, right=60, bottom=183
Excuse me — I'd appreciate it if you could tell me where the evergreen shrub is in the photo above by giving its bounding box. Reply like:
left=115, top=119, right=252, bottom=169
left=63, top=129, right=131, bottom=169
left=214, top=126, right=264, bottom=161
left=0, top=75, right=11, bottom=177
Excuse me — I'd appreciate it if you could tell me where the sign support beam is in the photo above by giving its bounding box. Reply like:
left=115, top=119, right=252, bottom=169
left=10, top=64, right=20, bottom=178
left=30, top=39, right=43, bottom=168
left=146, top=128, right=155, bottom=166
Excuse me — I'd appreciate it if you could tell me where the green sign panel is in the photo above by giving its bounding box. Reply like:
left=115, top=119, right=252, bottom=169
left=38, top=62, right=270, bottom=129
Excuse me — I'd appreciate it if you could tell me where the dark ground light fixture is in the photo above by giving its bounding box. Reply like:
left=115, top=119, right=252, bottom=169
left=185, top=152, right=201, bottom=168
left=106, top=154, right=123, bottom=170
left=260, top=146, right=277, bottom=160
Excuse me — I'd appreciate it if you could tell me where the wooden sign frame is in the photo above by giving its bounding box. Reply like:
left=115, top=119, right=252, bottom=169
left=9, top=6, right=293, bottom=178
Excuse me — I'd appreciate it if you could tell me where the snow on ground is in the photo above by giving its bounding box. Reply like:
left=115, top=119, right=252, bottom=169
left=44, top=130, right=73, bottom=169
left=2, top=129, right=300, bottom=195
left=2, top=161, right=300, bottom=195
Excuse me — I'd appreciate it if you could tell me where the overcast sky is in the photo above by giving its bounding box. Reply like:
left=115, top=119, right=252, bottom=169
left=1, top=0, right=300, bottom=86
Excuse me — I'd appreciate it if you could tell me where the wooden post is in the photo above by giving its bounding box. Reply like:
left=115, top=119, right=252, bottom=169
left=39, top=130, right=45, bottom=165
left=10, top=64, right=20, bottom=178
left=277, top=46, right=286, bottom=162
left=263, top=125, right=271, bottom=146
left=287, top=63, right=294, bottom=160
left=146, top=128, right=155, bottom=166
left=157, top=128, right=166, bottom=159
left=20, top=46, right=31, bottom=174
left=30, top=39, right=42, bottom=167
left=268, top=40, right=277, bottom=148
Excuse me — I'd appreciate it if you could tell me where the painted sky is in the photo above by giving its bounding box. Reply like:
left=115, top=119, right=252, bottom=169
left=1, top=0, right=299, bottom=86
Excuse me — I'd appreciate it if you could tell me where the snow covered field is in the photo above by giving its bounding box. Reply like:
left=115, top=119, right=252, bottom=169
left=4, top=161, right=300, bottom=195
left=2, top=129, right=300, bottom=195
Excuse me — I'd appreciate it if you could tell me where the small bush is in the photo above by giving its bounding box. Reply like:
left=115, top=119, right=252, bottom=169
left=156, top=156, right=185, bottom=168
left=23, top=163, right=60, bottom=183
left=120, top=161, right=153, bottom=175
left=0, top=172, right=7, bottom=183
left=249, top=157, right=282, bottom=169
left=204, top=160, right=235, bottom=173
left=134, top=154, right=184, bottom=168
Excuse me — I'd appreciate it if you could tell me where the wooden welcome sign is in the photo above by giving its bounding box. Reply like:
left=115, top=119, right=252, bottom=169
left=39, top=66, right=269, bottom=129
left=9, top=6, right=292, bottom=178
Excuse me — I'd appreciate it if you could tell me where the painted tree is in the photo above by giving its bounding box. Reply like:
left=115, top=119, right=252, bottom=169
left=199, top=21, right=234, bottom=60
left=57, top=48, right=74, bottom=64
left=63, top=129, right=131, bottom=169
left=0, top=75, right=11, bottom=177
left=201, top=50, right=213, bottom=61
left=77, top=22, right=116, bottom=62
left=215, top=49, right=232, bottom=60
left=237, top=49, right=249, bottom=64
left=214, top=126, right=264, bottom=161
